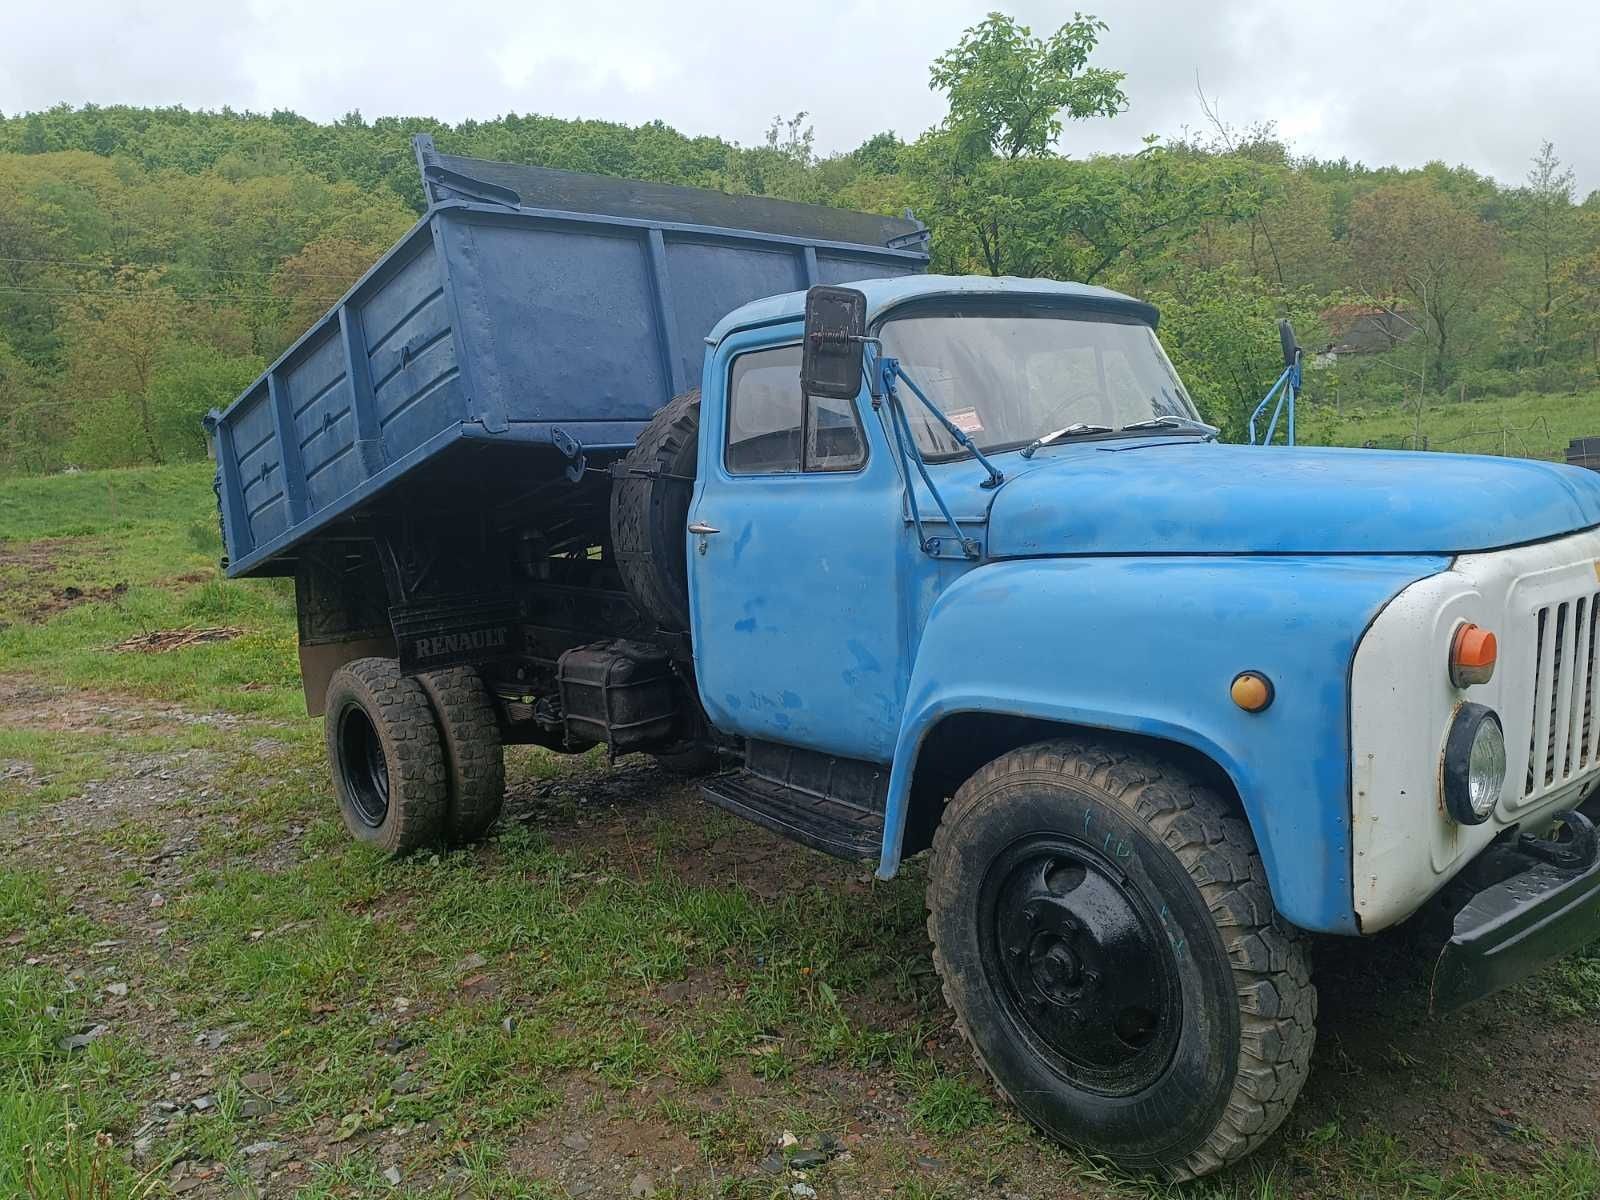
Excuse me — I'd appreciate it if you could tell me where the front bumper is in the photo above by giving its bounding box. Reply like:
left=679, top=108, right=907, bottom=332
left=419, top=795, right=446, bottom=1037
left=1432, top=809, right=1600, bottom=1012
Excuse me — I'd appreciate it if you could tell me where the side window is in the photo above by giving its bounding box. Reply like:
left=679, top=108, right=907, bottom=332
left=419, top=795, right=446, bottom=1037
left=726, top=344, right=865, bottom=475
left=805, top=392, right=866, bottom=472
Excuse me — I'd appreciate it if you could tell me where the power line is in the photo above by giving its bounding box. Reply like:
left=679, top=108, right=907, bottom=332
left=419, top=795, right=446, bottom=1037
left=0, top=283, right=342, bottom=304
left=0, top=253, right=366, bottom=279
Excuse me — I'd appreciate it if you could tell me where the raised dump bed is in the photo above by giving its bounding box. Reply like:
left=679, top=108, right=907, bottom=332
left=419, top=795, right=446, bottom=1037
left=207, top=136, right=928, bottom=576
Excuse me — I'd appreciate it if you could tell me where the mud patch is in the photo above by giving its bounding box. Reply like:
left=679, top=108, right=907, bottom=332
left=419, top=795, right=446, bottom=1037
left=502, top=1077, right=709, bottom=1198
left=0, top=537, right=126, bottom=623
left=0, top=675, right=242, bottom=734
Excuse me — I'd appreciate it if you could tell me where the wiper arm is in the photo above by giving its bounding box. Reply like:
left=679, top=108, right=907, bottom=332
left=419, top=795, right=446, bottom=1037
left=1120, top=414, right=1219, bottom=438
left=1020, top=423, right=1114, bottom=459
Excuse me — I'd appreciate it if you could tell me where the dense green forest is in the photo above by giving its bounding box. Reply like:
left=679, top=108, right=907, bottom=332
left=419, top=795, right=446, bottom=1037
left=1, top=13, right=1597, bottom=474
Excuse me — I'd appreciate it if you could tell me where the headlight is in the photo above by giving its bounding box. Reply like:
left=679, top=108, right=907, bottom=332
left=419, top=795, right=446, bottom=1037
left=1442, top=703, right=1506, bottom=825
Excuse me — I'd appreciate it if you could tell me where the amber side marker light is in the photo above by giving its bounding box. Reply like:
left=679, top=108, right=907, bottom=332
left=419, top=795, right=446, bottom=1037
left=1231, top=671, right=1274, bottom=712
left=1450, top=623, right=1497, bottom=688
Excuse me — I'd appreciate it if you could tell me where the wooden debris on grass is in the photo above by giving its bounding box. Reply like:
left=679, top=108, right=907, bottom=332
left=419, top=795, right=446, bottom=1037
left=109, top=626, right=244, bottom=653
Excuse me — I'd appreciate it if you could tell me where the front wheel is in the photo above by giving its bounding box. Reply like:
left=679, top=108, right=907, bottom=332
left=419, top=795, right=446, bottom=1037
left=926, top=740, right=1315, bottom=1180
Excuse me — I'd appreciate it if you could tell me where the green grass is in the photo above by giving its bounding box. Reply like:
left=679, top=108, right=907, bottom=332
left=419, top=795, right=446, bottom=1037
left=1297, top=387, right=1600, bottom=461
left=0, top=462, right=304, bottom=720
left=0, top=462, right=217, bottom=542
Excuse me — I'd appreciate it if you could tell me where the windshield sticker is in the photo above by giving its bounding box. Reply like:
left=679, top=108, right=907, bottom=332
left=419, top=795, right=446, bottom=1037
left=948, top=407, right=984, bottom=434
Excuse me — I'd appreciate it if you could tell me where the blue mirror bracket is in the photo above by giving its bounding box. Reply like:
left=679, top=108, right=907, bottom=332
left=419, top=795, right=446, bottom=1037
left=880, top=358, right=1005, bottom=489
left=875, top=355, right=990, bottom=561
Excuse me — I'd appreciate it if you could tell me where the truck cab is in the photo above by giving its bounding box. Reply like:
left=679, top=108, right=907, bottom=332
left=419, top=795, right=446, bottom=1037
left=211, top=148, right=1600, bottom=1181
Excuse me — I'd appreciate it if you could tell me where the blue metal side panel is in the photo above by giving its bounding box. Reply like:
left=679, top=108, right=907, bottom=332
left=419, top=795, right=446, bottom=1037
left=360, top=237, right=463, bottom=463
left=280, top=324, right=360, bottom=515
left=230, top=383, right=289, bottom=550
left=664, top=238, right=807, bottom=396
left=452, top=210, right=668, bottom=425
left=211, top=214, right=462, bottom=575
left=876, top=554, right=1451, bottom=934
left=814, top=252, right=923, bottom=287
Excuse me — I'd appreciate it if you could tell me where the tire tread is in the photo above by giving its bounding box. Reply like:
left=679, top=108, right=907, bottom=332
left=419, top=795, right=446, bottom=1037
left=417, top=666, right=505, bottom=845
left=326, top=657, right=447, bottom=855
left=925, top=738, right=1316, bottom=1181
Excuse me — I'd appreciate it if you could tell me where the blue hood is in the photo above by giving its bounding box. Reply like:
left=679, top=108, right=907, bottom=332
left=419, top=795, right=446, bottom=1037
left=984, top=441, right=1600, bottom=557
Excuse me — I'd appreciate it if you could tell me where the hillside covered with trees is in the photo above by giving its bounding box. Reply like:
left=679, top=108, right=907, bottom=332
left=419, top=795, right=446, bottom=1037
left=2, top=13, right=1597, bottom=474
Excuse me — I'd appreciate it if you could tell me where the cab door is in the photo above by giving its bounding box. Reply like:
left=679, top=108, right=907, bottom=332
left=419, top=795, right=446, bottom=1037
left=686, top=326, right=909, bottom=763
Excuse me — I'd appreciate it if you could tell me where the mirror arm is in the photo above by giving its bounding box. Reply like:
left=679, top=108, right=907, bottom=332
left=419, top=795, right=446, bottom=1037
left=880, top=358, right=1004, bottom=489
left=882, top=367, right=981, bottom=560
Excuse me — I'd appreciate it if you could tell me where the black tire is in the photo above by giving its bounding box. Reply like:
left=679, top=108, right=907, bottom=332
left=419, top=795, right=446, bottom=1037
left=417, top=667, right=506, bottom=845
left=324, top=657, right=447, bottom=855
left=926, top=739, right=1315, bottom=1180
left=611, top=389, right=699, bottom=631
left=649, top=682, right=718, bottom=776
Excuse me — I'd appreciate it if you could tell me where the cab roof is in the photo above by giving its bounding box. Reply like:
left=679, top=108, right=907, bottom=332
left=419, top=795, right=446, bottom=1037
left=705, top=273, right=1158, bottom=345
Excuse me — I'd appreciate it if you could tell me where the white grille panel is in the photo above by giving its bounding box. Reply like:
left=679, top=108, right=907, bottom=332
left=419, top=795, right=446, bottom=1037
left=1524, top=590, right=1600, bottom=798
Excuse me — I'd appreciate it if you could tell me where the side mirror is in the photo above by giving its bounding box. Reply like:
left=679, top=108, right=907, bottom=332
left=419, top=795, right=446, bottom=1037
left=1278, top=319, right=1301, bottom=369
left=801, top=286, right=867, bottom=399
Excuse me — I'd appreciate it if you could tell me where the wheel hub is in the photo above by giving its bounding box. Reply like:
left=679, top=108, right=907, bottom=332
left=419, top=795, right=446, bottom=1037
left=1029, top=935, right=1082, bottom=1001
left=339, top=705, right=391, bottom=828
left=983, top=837, right=1183, bottom=1094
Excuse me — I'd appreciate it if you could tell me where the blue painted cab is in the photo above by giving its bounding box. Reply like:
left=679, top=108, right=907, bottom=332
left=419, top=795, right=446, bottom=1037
left=686, top=275, right=1600, bottom=934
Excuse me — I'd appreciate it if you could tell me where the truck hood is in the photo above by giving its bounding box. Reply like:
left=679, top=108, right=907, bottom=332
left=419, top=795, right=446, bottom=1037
left=984, top=441, right=1600, bottom=558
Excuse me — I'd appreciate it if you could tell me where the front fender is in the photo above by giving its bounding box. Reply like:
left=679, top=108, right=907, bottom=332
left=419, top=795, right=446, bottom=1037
left=878, top=554, right=1450, bottom=934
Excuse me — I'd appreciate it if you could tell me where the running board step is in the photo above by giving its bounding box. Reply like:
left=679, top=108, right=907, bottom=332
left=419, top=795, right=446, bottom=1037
left=700, top=770, right=884, bottom=861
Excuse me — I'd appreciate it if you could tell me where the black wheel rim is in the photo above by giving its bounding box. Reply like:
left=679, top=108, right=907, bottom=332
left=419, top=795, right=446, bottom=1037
left=338, top=704, right=390, bottom=828
left=978, top=834, right=1183, bottom=1096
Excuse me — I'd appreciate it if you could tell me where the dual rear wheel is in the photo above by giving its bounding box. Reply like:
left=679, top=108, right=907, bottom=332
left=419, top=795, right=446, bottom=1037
left=324, top=658, right=505, bottom=854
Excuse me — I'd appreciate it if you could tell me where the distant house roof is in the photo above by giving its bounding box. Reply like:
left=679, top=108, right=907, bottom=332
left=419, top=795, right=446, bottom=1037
left=1319, top=303, right=1416, bottom=355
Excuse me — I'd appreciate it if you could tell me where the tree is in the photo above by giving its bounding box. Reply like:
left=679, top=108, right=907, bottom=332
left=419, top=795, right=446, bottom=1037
left=1147, top=267, right=1323, bottom=440
left=1508, top=141, right=1577, bottom=366
left=905, top=138, right=1265, bottom=281
left=1556, top=212, right=1600, bottom=382
left=0, top=336, right=56, bottom=472
left=271, top=235, right=389, bottom=341
left=929, top=12, right=1126, bottom=162
left=1348, top=180, right=1500, bottom=384
left=64, top=270, right=180, bottom=463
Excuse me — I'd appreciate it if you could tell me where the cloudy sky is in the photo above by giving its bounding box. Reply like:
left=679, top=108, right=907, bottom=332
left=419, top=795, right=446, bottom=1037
left=5, top=1, right=1596, bottom=196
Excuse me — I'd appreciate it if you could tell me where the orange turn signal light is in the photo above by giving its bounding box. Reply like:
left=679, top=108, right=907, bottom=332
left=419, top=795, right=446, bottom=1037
left=1450, top=623, right=1497, bottom=687
left=1231, top=671, right=1274, bottom=713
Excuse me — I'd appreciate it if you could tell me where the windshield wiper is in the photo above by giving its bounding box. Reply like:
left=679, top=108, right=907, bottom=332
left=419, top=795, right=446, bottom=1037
left=1020, top=423, right=1114, bottom=459
left=1119, top=414, right=1219, bottom=437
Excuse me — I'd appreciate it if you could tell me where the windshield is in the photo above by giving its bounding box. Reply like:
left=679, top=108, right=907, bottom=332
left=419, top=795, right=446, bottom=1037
left=878, top=307, right=1200, bottom=458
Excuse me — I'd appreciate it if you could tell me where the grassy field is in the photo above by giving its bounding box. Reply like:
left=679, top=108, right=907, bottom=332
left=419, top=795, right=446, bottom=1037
left=2, top=463, right=1599, bottom=1200
left=1295, top=387, right=1600, bottom=461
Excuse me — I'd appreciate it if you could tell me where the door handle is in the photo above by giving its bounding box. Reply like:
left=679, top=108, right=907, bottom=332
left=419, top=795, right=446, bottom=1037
left=688, top=522, right=720, bottom=535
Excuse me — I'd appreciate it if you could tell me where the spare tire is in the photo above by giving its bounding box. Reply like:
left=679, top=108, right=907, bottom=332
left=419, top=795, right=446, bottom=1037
left=611, top=389, right=699, bottom=631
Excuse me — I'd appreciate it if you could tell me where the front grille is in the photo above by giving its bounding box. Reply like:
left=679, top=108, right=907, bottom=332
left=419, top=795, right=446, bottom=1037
left=1525, top=592, right=1600, bottom=798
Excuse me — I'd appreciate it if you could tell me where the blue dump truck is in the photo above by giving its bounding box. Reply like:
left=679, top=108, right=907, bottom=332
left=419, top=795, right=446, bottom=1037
left=208, top=137, right=1600, bottom=1179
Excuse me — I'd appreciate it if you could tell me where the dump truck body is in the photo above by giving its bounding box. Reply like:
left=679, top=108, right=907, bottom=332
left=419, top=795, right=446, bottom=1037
left=207, top=138, right=926, bottom=577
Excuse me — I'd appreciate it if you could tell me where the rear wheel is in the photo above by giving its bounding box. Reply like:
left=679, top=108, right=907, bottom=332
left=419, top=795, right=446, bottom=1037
left=324, top=658, right=447, bottom=855
left=417, top=667, right=505, bottom=845
left=926, top=739, right=1315, bottom=1180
